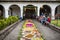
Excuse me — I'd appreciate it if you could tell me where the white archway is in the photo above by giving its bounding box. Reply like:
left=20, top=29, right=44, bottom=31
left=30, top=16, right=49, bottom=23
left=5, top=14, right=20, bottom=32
left=0, top=5, right=5, bottom=19
left=8, top=4, right=21, bottom=18
left=23, top=4, right=37, bottom=19
left=55, top=5, right=60, bottom=19
left=40, top=5, right=51, bottom=17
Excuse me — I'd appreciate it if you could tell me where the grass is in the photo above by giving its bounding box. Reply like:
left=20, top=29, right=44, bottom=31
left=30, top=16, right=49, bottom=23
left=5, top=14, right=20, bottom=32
left=18, top=28, right=22, bottom=40
left=51, top=19, right=60, bottom=27
left=18, top=21, right=25, bottom=40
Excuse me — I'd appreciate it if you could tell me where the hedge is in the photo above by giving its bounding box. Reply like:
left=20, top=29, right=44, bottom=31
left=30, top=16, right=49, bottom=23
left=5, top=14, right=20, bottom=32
left=51, top=20, right=60, bottom=27
left=0, top=16, right=19, bottom=30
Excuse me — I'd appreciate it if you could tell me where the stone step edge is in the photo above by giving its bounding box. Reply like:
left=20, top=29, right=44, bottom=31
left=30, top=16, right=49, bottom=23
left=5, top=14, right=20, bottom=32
left=46, top=23, right=60, bottom=33
left=0, top=20, right=20, bottom=35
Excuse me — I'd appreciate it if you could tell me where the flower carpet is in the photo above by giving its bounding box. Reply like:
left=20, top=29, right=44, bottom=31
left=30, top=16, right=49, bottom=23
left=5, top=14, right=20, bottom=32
left=19, top=19, right=44, bottom=40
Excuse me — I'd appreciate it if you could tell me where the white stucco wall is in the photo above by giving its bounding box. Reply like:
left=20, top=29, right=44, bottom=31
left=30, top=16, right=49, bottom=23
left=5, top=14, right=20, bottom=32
left=0, top=2, right=60, bottom=19
left=10, top=6, right=20, bottom=17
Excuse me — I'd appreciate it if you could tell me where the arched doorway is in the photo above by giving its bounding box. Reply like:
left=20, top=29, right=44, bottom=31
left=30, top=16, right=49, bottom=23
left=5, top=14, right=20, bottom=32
left=55, top=5, right=60, bottom=19
left=8, top=5, right=21, bottom=18
left=23, top=5, right=37, bottom=19
left=40, top=5, right=51, bottom=17
left=0, top=5, right=5, bottom=19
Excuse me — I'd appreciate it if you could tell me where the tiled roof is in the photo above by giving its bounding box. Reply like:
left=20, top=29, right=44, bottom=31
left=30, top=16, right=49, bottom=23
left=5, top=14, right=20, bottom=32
left=0, top=0, right=60, bottom=2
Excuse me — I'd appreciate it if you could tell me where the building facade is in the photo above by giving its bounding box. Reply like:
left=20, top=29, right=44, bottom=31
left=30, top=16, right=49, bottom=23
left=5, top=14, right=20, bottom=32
left=0, top=0, right=60, bottom=20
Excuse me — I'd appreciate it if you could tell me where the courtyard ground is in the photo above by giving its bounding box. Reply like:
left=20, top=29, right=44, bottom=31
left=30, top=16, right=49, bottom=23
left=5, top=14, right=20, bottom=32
left=4, top=20, right=60, bottom=40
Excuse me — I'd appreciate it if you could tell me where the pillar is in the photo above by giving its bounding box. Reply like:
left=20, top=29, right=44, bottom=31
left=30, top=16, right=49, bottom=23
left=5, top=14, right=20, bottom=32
left=20, top=6, right=23, bottom=19
left=5, top=8, right=9, bottom=18
left=51, top=8, right=55, bottom=20
left=37, top=6, right=40, bottom=16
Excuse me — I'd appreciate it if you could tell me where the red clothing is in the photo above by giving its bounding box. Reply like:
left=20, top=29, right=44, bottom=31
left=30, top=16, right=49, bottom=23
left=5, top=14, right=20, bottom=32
left=47, top=18, right=51, bottom=23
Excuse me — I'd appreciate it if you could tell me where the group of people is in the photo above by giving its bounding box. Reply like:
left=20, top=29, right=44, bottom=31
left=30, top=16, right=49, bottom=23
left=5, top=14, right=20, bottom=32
left=20, top=13, right=51, bottom=25
left=36, top=15, right=51, bottom=25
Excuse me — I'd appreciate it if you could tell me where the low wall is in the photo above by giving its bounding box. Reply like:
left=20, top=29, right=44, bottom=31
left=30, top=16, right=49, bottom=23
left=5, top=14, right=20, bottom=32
left=46, top=23, right=60, bottom=33
left=0, top=20, right=20, bottom=40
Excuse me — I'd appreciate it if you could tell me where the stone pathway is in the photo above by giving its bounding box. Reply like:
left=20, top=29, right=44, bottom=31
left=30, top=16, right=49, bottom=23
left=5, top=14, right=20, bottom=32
left=33, top=20, right=60, bottom=40
left=4, top=21, right=24, bottom=40
left=3, top=20, right=60, bottom=40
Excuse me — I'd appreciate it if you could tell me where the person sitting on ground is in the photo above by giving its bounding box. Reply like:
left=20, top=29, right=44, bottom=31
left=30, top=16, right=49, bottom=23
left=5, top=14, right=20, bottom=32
left=40, top=16, right=43, bottom=24
left=36, top=16, right=39, bottom=21
left=40, top=15, right=47, bottom=24
left=47, top=16, right=51, bottom=23
left=20, top=17, right=23, bottom=21
left=45, top=16, right=51, bottom=25
left=39, top=16, right=43, bottom=22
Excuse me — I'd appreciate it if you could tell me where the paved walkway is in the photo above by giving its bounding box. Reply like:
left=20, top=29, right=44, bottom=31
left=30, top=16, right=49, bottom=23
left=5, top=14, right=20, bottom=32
left=33, top=20, right=60, bottom=40
left=4, top=21, right=24, bottom=40
left=4, top=20, right=60, bottom=40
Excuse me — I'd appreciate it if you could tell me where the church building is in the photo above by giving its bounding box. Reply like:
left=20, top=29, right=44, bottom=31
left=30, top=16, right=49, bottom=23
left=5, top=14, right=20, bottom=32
left=0, top=0, right=60, bottom=20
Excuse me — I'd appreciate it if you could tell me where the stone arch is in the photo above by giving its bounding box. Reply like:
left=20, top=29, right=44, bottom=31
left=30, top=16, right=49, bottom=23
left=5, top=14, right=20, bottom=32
left=8, top=4, right=21, bottom=18
left=25, top=4, right=36, bottom=6
left=23, top=4, right=37, bottom=19
left=40, top=5, right=51, bottom=17
left=55, top=5, right=60, bottom=19
left=0, top=5, right=5, bottom=19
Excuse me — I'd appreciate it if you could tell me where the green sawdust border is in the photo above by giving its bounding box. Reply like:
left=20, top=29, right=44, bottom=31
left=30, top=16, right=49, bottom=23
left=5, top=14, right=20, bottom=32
left=18, top=21, right=25, bottom=40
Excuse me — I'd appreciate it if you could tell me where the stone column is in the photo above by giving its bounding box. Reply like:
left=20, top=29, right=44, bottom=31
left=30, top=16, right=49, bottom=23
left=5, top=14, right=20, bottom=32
left=5, top=8, right=9, bottom=18
left=20, top=6, right=23, bottom=19
left=51, top=8, right=55, bottom=20
left=37, top=6, right=40, bottom=16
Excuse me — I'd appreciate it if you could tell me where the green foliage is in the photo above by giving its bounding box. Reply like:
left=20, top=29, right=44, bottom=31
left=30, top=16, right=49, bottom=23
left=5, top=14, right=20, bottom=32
left=18, top=28, right=22, bottom=40
left=0, top=16, right=19, bottom=30
left=0, top=16, right=4, bottom=19
left=51, top=20, right=60, bottom=27
left=0, top=19, right=7, bottom=30
left=0, top=22, right=3, bottom=30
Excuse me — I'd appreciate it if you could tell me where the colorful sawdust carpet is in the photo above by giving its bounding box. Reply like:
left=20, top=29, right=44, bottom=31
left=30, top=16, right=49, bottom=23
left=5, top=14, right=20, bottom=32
left=20, top=19, right=44, bottom=40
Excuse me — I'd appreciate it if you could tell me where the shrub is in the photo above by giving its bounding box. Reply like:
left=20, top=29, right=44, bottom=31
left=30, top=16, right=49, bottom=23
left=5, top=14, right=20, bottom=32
left=51, top=20, right=60, bottom=27
left=0, top=19, right=8, bottom=30
left=0, top=16, right=4, bottom=19
left=8, top=16, right=19, bottom=24
left=0, top=16, right=19, bottom=30
left=5, top=18, right=11, bottom=25
left=0, top=22, right=2, bottom=30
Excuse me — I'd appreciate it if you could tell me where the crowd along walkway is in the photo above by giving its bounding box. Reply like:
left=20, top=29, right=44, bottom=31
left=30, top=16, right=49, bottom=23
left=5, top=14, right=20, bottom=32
left=33, top=20, right=60, bottom=40
left=4, top=20, right=60, bottom=40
